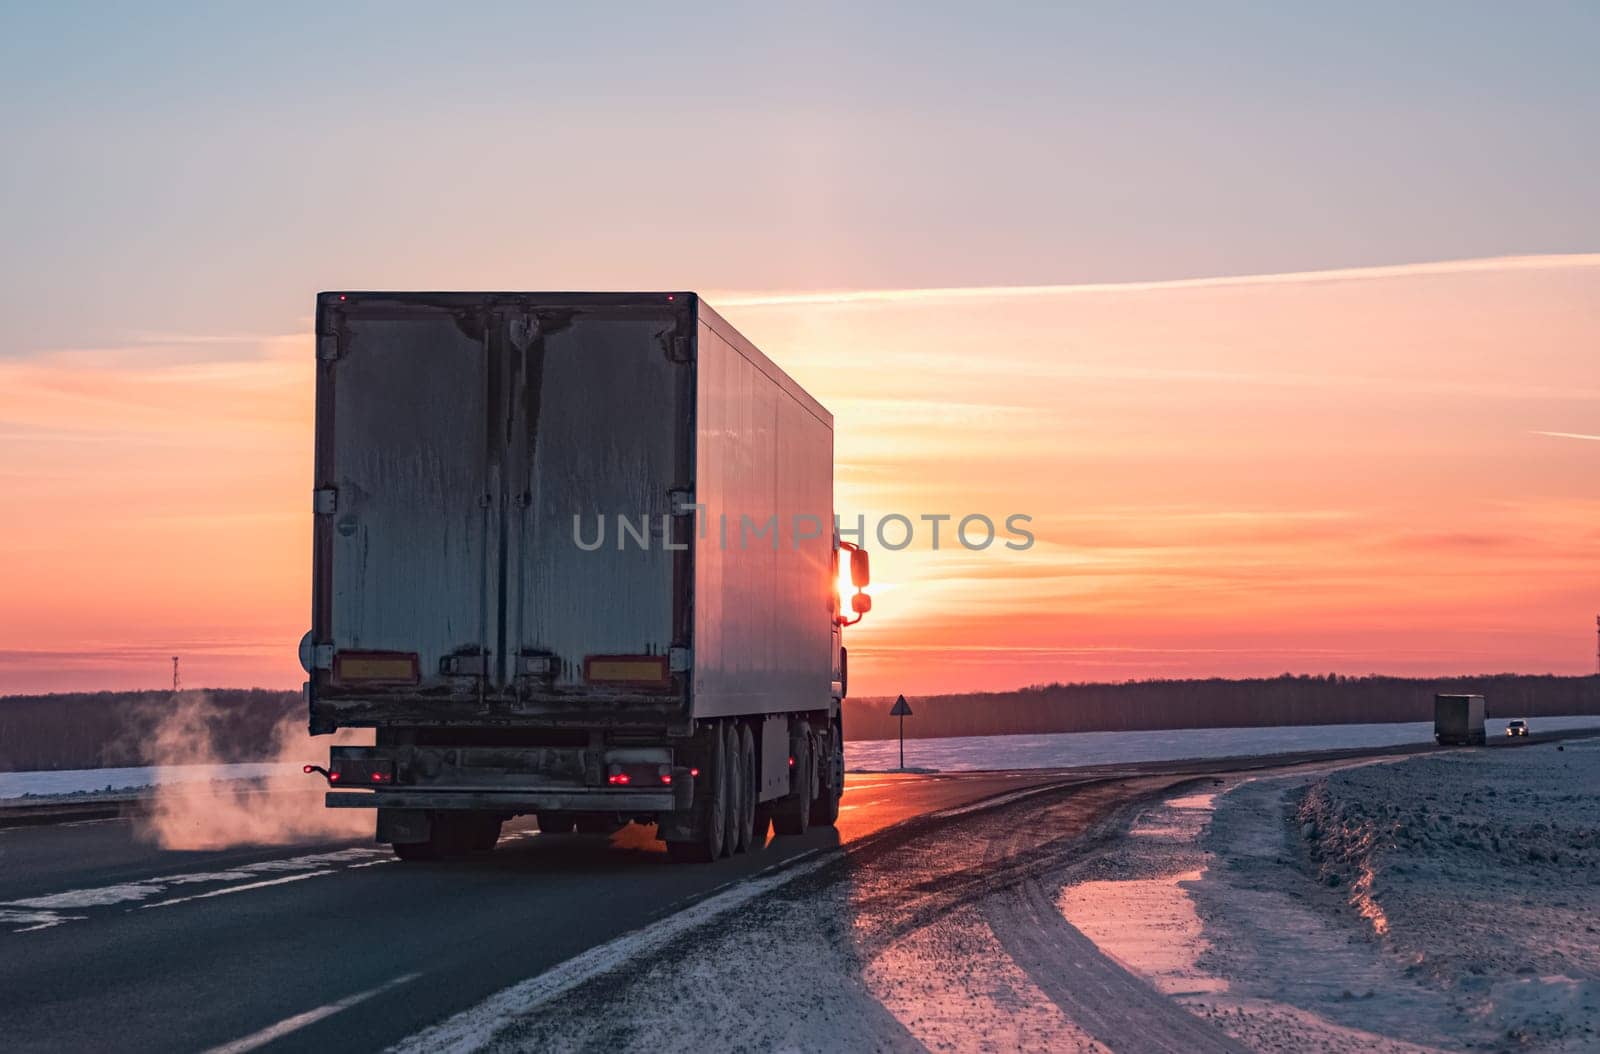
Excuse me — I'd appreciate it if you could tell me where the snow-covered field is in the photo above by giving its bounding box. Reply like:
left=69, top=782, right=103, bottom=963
left=0, top=762, right=291, bottom=801
left=5, top=715, right=1600, bottom=800
left=1063, top=737, right=1600, bottom=1051
left=846, top=715, right=1600, bottom=773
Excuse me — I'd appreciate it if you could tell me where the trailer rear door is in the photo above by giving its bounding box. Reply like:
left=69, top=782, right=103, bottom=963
left=507, top=313, right=689, bottom=695
left=315, top=305, right=492, bottom=698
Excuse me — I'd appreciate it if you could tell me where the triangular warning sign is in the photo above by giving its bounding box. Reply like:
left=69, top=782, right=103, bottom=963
left=890, top=694, right=912, bottom=717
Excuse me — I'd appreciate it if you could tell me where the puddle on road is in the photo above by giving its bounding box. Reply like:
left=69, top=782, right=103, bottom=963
left=1058, top=794, right=1228, bottom=999
left=1057, top=773, right=1451, bottom=1054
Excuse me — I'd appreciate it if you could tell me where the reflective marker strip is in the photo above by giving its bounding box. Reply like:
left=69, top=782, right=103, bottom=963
left=333, top=651, right=420, bottom=684
left=583, top=656, right=669, bottom=685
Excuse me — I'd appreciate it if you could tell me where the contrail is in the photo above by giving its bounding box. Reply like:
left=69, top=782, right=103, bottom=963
left=717, top=253, right=1600, bottom=307
left=1532, top=430, right=1600, bottom=442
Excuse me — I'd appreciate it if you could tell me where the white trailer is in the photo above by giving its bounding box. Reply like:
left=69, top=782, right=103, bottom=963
left=302, top=292, right=870, bottom=861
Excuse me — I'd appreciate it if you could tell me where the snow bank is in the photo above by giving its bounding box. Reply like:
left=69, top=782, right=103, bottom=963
left=1294, top=740, right=1600, bottom=1047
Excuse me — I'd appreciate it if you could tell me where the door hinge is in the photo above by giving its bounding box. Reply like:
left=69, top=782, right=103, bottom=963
left=669, top=335, right=692, bottom=363
left=313, top=487, right=338, bottom=515
left=669, top=646, right=692, bottom=673
left=317, top=334, right=341, bottom=361
left=442, top=653, right=489, bottom=677
left=517, top=651, right=555, bottom=677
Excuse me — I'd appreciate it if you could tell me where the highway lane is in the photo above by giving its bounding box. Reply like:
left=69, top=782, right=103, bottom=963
left=0, top=769, right=1068, bottom=1054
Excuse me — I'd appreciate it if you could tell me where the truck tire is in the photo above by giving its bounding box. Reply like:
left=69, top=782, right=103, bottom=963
left=538, top=812, right=576, bottom=835
left=462, top=814, right=503, bottom=853
left=773, top=731, right=811, bottom=836
left=719, top=722, right=741, bottom=857
left=733, top=723, right=756, bottom=854
left=392, top=812, right=499, bottom=860
left=668, top=721, right=729, bottom=863
left=393, top=839, right=441, bottom=862
left=810, top=721, right=842, bottom=827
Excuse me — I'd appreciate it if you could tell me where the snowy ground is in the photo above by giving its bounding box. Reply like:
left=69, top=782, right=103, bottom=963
left=847, top=715, right=1600, bottom=773
left=1061, top=738, right=1600, bottom=1051
left=0, top=762, right=291, bottom=801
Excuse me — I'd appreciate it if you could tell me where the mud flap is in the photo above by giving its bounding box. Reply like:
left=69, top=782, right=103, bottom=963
left=656, top=773, right=699, bottom=842
left=377, top=808, right=431, bottom=845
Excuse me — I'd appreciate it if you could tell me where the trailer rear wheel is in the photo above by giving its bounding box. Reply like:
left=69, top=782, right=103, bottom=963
left=667, top=721, right=729, bottom=863
left=773, top=731, right=811, bottom=836
left=719, top=723, right=741, bottom=857
left=391, top=812, right=499, bottom=860
left=538, top=812, right=576, bottom=835
left=575, top=814, right=620, bottom=835
left=392, top=839, right=441, bottom=862
left=463, top=815, right=503, bottom=853
left=732, top=723, right=756, bottom=853
left=810, top=722, right=842, bottom=827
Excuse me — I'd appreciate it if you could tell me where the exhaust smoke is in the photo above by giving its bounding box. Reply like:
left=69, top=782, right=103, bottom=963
left=136, top=692, right=371, bottom=850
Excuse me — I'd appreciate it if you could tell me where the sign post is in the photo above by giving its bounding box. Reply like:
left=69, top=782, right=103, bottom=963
left=889, top=694, right=913, bottom=771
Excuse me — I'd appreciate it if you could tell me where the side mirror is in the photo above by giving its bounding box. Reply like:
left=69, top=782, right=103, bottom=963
left=851, top=592, right=872, bottom=615
left=850, top=548, right=871, bottom=588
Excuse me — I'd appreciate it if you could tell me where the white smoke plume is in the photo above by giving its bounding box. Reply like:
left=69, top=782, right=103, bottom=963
left=136, top=692, right=372, bottom=850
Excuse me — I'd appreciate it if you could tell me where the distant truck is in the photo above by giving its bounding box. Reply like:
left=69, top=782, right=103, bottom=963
left=1434, top=694, right=1486, bottom=746
left=300, top=292, right=871, bottom=862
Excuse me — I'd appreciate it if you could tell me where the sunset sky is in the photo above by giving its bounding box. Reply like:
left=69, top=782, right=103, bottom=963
left=2, top=4, right=1597, bottom=695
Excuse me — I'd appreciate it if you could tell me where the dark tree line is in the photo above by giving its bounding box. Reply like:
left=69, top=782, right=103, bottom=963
left=841, top=674, right=1600, bottom=741
left=0, top=689, right=301, bottom=772
left=4, top=674, right=1598, bottom=771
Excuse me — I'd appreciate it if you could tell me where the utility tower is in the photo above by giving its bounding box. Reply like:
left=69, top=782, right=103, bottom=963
left=172, top=655, right=181, bottom=693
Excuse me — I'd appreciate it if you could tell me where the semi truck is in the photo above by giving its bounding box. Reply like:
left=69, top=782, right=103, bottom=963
left=299, top=292, right=870, bottom=862
left=1434, top=693, right=1486, bottom=746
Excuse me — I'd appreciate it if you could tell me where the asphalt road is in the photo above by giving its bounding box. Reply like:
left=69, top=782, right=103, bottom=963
left=0, top=769, right=1080, bottom=1054
left=0, top=733, right=1582, bottom=1054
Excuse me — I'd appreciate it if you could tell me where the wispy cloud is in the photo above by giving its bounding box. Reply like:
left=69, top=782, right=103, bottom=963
left=717, top=254, right=1600, bottom=307
left=1533, top=430, right=1600, bottom=443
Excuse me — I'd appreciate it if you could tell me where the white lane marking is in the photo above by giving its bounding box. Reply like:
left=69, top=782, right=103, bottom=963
left=842, top=782, right=899, bottom=793
left=930, top=782, right=1077, bottom=820
left=2, top=848, right=384, bottom=911
left=140, top=870, right=337, bottom=909
left=1, top=847, right=389, bottom=932
left=1, top=908, right=87, bottom=933
left=388, top=850, right=840, bottom=1054
left=203, top=971, right=422, bottom=1054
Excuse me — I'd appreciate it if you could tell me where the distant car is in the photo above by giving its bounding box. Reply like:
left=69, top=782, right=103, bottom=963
left=1506, top=719, right=1529, bottom=737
